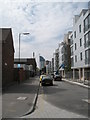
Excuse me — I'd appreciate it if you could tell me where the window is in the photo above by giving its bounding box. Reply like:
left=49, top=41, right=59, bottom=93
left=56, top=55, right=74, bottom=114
left=71, top=57, right=74, bottom=67
left=84, top=32, right=90, bottom=48
left=75, top=55, right=77, bottom=62
left=70, top=35, right=73, bottom=45
left=79, top=24, right=81, bottom=33
left=80, top=38, right=82, bottom=47
left=75, top=43, right=77, bottom=50
left=74, top=31, right=76, bottom=38
left=62, top=55, right=64, bottom=61
left=84, top=17, right=88, bottom=32
left=85, top=49, right=90, bottom=64
left=80, top=52, right=82, bottom=61
left=84, top=14, right=90, bottom=32
left=71, top=46, right=73, bottom=55
left=89, top=14, right=90, bottom=28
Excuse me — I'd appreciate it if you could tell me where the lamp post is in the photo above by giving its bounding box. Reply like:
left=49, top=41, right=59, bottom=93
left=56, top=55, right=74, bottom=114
left=19, top=32, right=30, bottom=64
left=18, top=32, right=30, bottom=84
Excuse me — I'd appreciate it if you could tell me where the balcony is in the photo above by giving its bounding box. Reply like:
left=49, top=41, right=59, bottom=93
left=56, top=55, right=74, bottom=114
left=84, top=41, right=90, bottom=48
left=85, top=58, right=90, bottom=64
left=71, top=51, right=73, bottom=56
left=70, top=40, right=73, bottom=45
left=84, top=24, right=90, bottom=33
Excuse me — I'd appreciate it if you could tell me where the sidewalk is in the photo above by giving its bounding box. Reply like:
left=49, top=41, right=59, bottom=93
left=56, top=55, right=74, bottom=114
left=63, top=78, right=90, bottom=89
left=2, top=76, right=40, bottom=119
left=22, top=94, right=86, bottom=118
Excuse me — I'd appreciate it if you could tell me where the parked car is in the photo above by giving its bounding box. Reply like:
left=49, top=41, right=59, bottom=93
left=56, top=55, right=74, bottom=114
left=54, top=74, right=62, bottom=81
left=40, top=74, right=46, bottom=83
left=41, top=75, right=53, bottom=86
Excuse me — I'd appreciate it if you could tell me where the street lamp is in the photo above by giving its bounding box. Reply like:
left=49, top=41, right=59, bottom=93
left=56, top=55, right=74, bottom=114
left=19, top=32, right=30, bottom=64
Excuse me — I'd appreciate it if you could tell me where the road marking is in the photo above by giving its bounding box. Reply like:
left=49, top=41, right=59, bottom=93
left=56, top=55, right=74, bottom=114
left=82, top=99, right=90, bottom=103
left=17, top=97, right=27, bottom=100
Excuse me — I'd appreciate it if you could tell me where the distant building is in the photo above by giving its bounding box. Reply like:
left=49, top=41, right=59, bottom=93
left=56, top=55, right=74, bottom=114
left=51, top=58, right=54, bottom=73
left=58, top=32, right=71, bottom=77
left=70, top=9, right=90, bottom=81
left=14, top=58, right=37, bottom=73
left=1, top=28, right=14, bottom=88
left=39, top=56, right=45, bottom=70
left=53, top=48, right=59, bottom=72
left=46, top=60, right=51, bottom=74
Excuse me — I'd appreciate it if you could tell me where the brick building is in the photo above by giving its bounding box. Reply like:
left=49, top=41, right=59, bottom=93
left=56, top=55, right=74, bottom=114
left=1, top=28, right=14, bottom=88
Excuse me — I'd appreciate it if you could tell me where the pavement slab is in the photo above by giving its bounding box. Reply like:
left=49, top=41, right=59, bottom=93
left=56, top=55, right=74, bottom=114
left=2, top=76, right=39, bottom=119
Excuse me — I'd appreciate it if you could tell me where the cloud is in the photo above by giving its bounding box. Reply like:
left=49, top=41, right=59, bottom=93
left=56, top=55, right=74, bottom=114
left=0, top=1, right=88, bottom=66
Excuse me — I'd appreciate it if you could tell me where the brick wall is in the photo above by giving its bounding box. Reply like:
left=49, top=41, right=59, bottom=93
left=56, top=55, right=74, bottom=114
left=2, top=28, right=14, bottom=88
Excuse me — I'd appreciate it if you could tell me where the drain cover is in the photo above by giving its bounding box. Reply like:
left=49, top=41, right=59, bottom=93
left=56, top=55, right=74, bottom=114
left=17, top=97, right=27, bottom=100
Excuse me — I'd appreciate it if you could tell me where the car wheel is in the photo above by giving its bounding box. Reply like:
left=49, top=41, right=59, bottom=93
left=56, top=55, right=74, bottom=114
left=51, top=83, right=53, bottom=86
left=42, top=83, right=45, bottom=86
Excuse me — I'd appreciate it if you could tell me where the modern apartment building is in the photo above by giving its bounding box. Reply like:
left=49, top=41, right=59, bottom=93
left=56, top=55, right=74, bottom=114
left=46, top=60, right=51, bottom=74
left=53, top=48, right=59, bottom=72
left=51, top=58, right=54, bottom=73
left=59, top=32, right=71, bottom=77
left=39, top=55, right=45, bottom=70
left=70, top=9, right=90, bottom=81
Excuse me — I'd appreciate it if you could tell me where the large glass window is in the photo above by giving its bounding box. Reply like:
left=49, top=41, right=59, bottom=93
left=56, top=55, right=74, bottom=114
left=71, top=46, right=73, bottom=56
left=89, top=14, right=90, bottom=28
left=84, top=14, right=90, bottom=32
left=79, top=24, right=81, bottom=33
left=62, top=55, right=64, bottom=61
left=75, top=55, right=77, bottom=62
left=74, top=31, right=76, bottom=38
left=84, top=17, right=88, bottom=32
left=75, top=43, right=77, bottom=50
left=70, top=35, right=73, bottom=45
left=71, top=57, right=74, bottom=67
left=80, top=52, right=82, bottom=61
left=85, top=49, right=90, bottom=64
left=80, top=38, right=82, bottom=47
left=84, top=32, right=90, bottom=48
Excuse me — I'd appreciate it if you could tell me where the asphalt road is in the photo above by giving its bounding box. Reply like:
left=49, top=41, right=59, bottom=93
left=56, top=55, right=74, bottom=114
left=40, top=80, right=89, bottom=117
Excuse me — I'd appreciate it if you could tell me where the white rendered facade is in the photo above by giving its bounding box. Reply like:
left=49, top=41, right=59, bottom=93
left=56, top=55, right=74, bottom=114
left=70, top=9, right=90, bottom=81
left=53, top=48, right=59, bottom=72
left=59, top=42, right=64, bottom=71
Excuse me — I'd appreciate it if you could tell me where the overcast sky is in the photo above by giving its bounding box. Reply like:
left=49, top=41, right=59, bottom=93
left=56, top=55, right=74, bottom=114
left=0, top=0, right=89, bottom=67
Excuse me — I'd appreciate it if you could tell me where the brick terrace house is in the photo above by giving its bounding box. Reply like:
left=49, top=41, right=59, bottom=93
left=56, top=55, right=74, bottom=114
left=1, top=28, right=14, bottom=88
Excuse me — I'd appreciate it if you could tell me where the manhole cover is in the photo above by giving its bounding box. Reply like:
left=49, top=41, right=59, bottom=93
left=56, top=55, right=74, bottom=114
left=17, top=97, right=27, bottom=100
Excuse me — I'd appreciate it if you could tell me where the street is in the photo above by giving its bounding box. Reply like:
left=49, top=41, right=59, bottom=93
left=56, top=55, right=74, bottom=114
left=23, top=80, right=89, bottom=118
